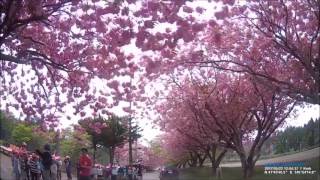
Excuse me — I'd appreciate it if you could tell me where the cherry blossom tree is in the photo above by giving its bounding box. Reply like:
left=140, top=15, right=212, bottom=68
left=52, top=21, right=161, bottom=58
left=161, top=132, right=195, bottom=167
left=179, top=0, right=319, bottom=104
left=154, top=73, right=228, bottom=172
left=153, top=70, right=297, bottom=178
left=1, top=0, right=214, bottom=124
left=113, top=141, right=164, bottom=168
left=142, top=138, right=167, bottom=168
left=142, top=0, right=314, bottom=177
left=202, top=75, right=296, bottom=179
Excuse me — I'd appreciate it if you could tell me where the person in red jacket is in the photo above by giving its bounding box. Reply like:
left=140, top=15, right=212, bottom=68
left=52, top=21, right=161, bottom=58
left=78, top=148, right=92, bottom=180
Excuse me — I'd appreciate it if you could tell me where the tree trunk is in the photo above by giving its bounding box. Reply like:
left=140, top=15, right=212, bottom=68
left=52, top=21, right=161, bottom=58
left=242, top=162, right=254, bottom=179
left=93, top=144, right=96, bottom=165
left=239, top=154, right=255, bottom=179
left=109, top=146, right=115, bottom=166
left=187, top=159, right=192, bottom=167
left=197, top=153, right=207, bottom=167
left=189, top=152, right=198, bottom=167
left=211, top=151, right=226, bottom=177
left=198, top=158, right=205, bottom=167
left=192, top=156, right=198, bottom=167
left=182, top=161, right=186, bottom=168
left=211, top=164, right=218, bottom=176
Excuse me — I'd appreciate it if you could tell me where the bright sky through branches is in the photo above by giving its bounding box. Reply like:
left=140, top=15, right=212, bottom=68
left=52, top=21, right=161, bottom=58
left=1, top=0, right=319, bottom=145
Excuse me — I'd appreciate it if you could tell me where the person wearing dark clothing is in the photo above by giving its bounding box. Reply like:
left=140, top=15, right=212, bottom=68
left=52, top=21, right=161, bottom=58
left=28, top=153, right=41, bottom=180
left=64, top=156, right=72, bottom=180
left=36, top=144, right=52, bottom=180
left=118, top=167, right=124, bottom=180
left=137, top=164, right=143, bottom=180
left=20, top=142, right=30, bottom=180
left=127, top=166, right=133, bottom=180
left=19, top=154, right=29, bottom=180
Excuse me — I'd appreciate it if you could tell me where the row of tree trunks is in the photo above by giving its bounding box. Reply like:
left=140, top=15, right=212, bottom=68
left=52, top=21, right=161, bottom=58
left=188, top=152, right=198, bottom=167
left=177, top=145, right=227, bottom=174
left=206, top=145, right=227, bottom=176
left=197, top=152, right=207, bottom=167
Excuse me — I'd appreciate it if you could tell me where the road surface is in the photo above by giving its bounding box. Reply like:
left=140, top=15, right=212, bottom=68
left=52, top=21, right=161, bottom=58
left=217, top=147, right=320, bottom=167
left=0, top=153, right=13, bottom=180
left=143, top=171, right=160, bottom=180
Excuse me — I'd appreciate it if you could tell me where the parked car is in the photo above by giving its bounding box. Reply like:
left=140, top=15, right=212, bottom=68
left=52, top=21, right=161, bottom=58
left=159, top=166, right=179, bottom=180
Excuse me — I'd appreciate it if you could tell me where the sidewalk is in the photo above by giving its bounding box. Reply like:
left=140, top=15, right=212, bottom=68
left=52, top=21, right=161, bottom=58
left=205, top=147, right=320, bottom=168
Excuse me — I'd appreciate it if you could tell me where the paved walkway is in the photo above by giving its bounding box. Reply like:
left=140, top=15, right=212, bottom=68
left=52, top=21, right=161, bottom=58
left=143, top=171, right=160, bottom=180
left=0, top=153, right=13, bottom=180
left=216, top=147, right=320, bottom=167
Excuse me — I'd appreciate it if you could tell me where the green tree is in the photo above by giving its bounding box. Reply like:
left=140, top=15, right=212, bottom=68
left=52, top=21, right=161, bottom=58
left=304, top=119, right=315, bottom=147
left=94, top=146, right=110, bottom=165
left=275, top=118, right=320, bottom=154
left=100, top=115, right=128, bottom=165
left=79, top=116, right=107, bottom=163
left=60, top=127, right=91, bottom=167
left=12, top=124, right=33, bottom=145
left=314, top=118, right=320, bottom=145
left=79, top=115, right=141, bottom=165
left=0, top=111, right=16, bottom=144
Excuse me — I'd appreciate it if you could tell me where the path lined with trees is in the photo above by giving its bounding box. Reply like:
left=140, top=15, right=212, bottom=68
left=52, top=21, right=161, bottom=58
left=0, top=0, right=318, bottom=179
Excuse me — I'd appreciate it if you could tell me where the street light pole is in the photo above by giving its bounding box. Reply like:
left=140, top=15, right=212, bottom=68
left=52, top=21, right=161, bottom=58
left=128, top=77, right=133, bottom=166
left=129, top=116, right=133, bottom=165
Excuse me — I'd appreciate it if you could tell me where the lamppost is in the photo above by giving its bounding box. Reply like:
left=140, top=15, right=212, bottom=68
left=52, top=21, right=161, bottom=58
left=128, top=77, right=133, bottom=166
left=129, top=116, right=133, bottom=166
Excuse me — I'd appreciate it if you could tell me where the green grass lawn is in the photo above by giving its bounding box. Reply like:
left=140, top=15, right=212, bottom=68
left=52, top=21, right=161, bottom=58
left=179, top=158, right=319, bottom=180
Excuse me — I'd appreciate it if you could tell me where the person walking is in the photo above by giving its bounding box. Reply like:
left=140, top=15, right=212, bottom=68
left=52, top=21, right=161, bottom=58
left=117, top=166, right=124, bottom=180
left=19, top=142, right=30, bottom=180
left=136, top=164, right=143, bottom=180
left=78, top=148, right=92, bottom=180
left=103, top=164, right=111, bottom=180
left=51, top=159, right=58, bottom=180
left=12, top=151, right=21, bottom=180
left=28, top=152, right=41, bottom=180
left=36, top=144, right=52, bottom=180
left=57, top=158, right=62, bottom=180
left=133, top=166, right=138, bottom=180
left=64, top=156, right=72, bottom=180
left=91, top=165, right=98, bottom=180
left=111, top=165, right=118, bottom=180
left=127, top=166, right=133, bottom=180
